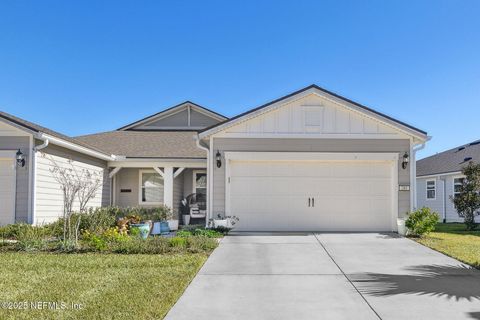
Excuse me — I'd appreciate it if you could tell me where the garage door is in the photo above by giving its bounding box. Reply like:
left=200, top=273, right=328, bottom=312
left=0, top=152, right=16, bottom=226
left=227, top=154, right=396, bottom=232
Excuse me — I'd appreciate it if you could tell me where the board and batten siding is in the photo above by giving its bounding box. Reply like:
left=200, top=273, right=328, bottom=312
left=0, top=136, right=30, bottom=223
left=211, top=138, right=411, bottom=218
left=35, top=144, right=110, bottom=224
left=173, top=171, right=184, bottom=218
left=417, top=174, right=480, bottom=223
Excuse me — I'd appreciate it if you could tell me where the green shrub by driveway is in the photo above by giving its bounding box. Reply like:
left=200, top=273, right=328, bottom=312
left=405, top=207, right=439, bottom=236
left=0, top=253, right=208, bottom=320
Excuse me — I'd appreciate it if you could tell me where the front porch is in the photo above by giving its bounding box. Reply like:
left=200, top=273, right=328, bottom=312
left=108, top=159, right=207, bottom=224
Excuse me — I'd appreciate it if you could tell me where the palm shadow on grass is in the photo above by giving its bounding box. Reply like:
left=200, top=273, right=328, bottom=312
left=350, top=264, right=480, bottom=302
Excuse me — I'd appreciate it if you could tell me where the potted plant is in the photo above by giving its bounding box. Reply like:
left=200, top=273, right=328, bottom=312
left=165, top=207, right=179, bottom=231
left=181, top=199, right=191, bottom=226
left=150, top=207, right=170, bottom=235
left=212, top=214, right=239, bottom=229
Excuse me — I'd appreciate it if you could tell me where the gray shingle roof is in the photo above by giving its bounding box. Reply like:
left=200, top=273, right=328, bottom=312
left=76, top=131, right=206, bottom=158
left=0, top=111, right=111, bottom=156
left=417, top=140, right=480, bottom=176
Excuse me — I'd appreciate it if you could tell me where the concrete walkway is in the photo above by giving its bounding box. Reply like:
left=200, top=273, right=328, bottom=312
left=165, top=233, right=480, bottom=320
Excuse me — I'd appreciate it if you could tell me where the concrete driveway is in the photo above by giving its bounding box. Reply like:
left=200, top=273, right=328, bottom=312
left=165, top=233, right=480, bottom=320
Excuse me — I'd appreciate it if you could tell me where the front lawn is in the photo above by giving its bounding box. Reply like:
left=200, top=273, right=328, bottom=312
left=416, top=223, right=480, bottom=268
left=0, top=253, right=207, bottom=320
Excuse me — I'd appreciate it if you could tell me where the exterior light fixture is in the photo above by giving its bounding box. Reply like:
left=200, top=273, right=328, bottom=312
left=216, top=150, right=222, bottom=168
left=16, top=149, right=26, bottom=167
left=402, top=152, right=409, bottom=169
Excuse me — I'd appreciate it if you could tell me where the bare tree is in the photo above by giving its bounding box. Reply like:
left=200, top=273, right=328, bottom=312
left=43, top=153, right=105, bottom=247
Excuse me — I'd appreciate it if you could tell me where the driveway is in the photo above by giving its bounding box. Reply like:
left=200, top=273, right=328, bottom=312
left=165, top=233, right=480, bottom=320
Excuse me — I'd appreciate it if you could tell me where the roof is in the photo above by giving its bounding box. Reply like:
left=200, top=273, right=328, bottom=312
left=417, top=140, right=480, bottom=177
left=118, top=101, right=228, bottom=131
left=0, top=111, right=111, bottom=157
left=199, top=84, right=427, bottom=138
left=76, top=131, right=206, bottom=158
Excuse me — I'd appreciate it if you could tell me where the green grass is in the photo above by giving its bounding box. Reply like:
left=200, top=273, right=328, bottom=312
left=416, top=223, right=480, bottom=268
left=0, top=253, right=208, bottom=320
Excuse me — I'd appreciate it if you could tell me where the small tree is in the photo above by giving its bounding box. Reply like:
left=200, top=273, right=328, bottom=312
left=451, top=162, right=480, bottom=231
left=44, top=153, right=104, bottom=247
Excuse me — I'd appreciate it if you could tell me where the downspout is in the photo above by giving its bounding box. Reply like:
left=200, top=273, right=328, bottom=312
left=31, top=135, right=49, bottom=225
left=195, top=135, right=211, bottom=227
left=412, top=139, right=429, bottom=210
left=440, top=177, right=447, bottom=223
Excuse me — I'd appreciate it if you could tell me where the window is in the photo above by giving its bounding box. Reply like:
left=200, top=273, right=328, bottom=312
left=453, top=177, right=465, bottom=199
left=426, top=180, right=436, bottom=200
left=193, top=170, right=207, bottom=202
left=139, top=170, right=163, bottom=204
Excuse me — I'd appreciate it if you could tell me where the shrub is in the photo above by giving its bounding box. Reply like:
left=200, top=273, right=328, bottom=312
left=0, top=223, right=32, bottom=239
left=405, top=207, right=439, bottom=237
left=176, top=228, right=223, bottom=238
left=15, top=225, right=51, bottom=251
left=169, top=237, right=187, bottom=247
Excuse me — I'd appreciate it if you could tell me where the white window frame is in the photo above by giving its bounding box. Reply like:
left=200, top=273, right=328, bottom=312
left=426, top=179, right=436, bottom=200
left=453, top=176, right=465, bottom=199
left=192, top=170, right=207, bottom=195
left=138, top=169, right=163, bottom=205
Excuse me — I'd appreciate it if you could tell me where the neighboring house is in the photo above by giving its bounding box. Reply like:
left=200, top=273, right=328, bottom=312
left=416, top=140, right=480, bottom=223
left=0, top=84, right=428, bottom=231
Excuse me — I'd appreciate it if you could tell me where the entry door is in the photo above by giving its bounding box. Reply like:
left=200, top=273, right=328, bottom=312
left=0, top=152, right=16, bottom=225
left=228, top=159, right=394, bottom=232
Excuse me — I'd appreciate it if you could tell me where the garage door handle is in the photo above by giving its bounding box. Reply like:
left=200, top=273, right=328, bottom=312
left=308, top=198, right=311, bottom=207
left=312, top=197, right=315, bottom=207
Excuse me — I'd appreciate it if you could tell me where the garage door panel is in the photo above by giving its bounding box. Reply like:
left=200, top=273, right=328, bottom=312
left=0, top=158, right=16, bottom=226
left=228, top=159, right=394, bottom=232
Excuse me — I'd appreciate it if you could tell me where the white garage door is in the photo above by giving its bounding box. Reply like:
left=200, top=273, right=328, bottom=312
left=227, top=154, right=396, bottom=232
left=0, top=152, right=16, bottom=226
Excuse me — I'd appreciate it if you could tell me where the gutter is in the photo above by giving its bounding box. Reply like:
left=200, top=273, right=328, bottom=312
left=37, top=132, right=116, bottom=161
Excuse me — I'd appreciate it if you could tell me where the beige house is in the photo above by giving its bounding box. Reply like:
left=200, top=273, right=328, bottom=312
left=0, top=85, right=428, bottom=231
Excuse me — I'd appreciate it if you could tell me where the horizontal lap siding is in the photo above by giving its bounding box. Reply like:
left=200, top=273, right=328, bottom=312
left=35, top=144, right=110, bottom=224
left=0, top=136, right=30, bottom=223
left=212, top=138, right=411, bottom=218
left=416, top=174, right=480, bottom=223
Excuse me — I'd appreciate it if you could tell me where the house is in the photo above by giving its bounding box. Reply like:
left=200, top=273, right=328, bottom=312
left=416, top=140, right=480, bottom=223
left=0, top=84, right=428, bottom=231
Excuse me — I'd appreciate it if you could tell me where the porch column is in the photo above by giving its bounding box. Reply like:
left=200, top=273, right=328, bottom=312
left=163, top=166, right=174, bottom=209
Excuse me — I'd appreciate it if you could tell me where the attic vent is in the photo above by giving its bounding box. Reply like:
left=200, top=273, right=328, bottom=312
left=458, top=147, right=465, bottom=151
left=469, top=141, right=480, bottom=146
left=464, top=157, right=473, bottom=162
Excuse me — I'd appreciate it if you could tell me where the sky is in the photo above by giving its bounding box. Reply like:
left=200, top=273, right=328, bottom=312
left=0, top=1, right=479, bottom=159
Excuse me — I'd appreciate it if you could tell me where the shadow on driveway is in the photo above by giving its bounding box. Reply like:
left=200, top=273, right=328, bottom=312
left=350, top=264, right=480, bottom=302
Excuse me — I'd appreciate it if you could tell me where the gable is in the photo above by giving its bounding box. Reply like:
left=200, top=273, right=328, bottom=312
left=221, top=94, right=401, bottom=137
left=199, top=85, right=427, bottom=141
left=120, top=102, right=227, bottom=131
left=0, top=120, right=32, bottom=136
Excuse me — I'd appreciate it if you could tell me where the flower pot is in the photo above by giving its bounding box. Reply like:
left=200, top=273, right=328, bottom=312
left=397, top=218, right=406, bottom=236
left=151, top=222, right=161, bottom=235
left=130, top=223, right=151, bottom=239
left=159, top=221, right=170, bottom=234
left=167, top=219, right=179, bottom=231
left=183, top=215, right=191, bottom=226
left=213, top=219, right=230, bottom=229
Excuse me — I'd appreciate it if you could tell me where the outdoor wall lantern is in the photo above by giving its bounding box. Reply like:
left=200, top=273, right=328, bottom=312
left=16, top=149, right=26, bottom=167
left=402, top=152, right=409, bottom=169
left=216, top=150, right=222, bottom=168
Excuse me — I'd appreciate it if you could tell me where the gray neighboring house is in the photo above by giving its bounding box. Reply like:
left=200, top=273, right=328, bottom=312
left=417, top=140, right=480, bottom=223
left=0, top=85, right=428, bottom=231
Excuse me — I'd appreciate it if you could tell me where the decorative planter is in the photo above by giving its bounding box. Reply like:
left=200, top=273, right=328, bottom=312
left=397, top=218, right=406, bottom=236
left=167, top=219, right=179, bottom=231
left=130, top=223, right=151, bottom=239
left=213, top=219, right=231, bottom=229
left=183, top=215, right=191, bottom=226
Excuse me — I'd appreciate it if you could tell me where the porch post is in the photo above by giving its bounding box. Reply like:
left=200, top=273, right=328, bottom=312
left=163, top=166, right=174, bottom=209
